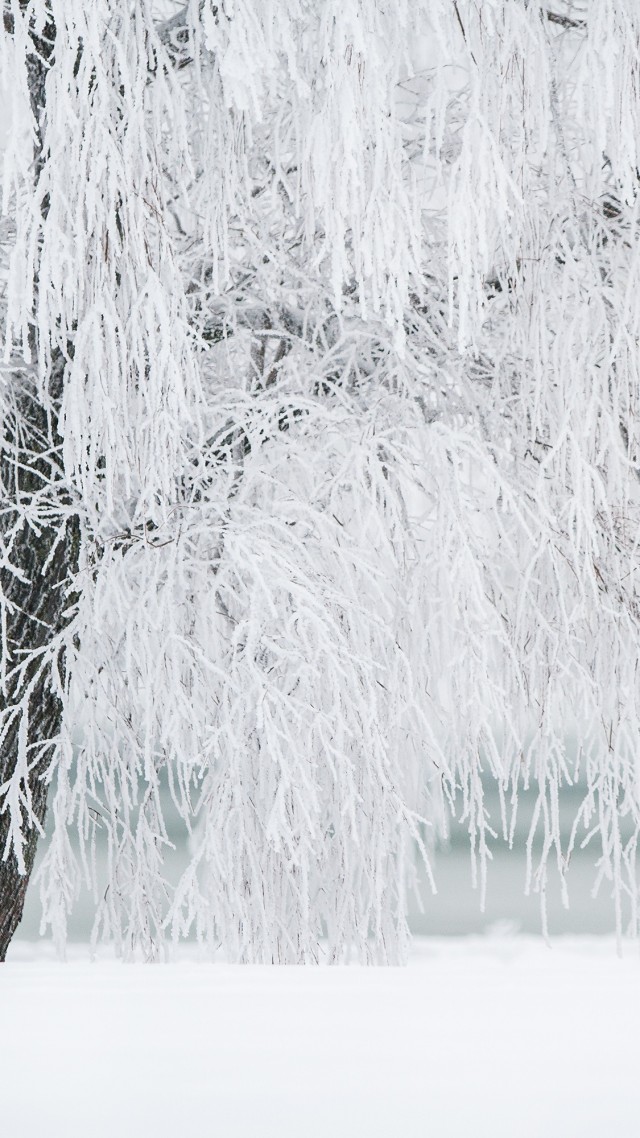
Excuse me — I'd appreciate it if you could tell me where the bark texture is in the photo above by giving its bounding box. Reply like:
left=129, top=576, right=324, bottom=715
left=0, top=355, right=79, bottom=960
left=0, top=5, right=78, bottom=960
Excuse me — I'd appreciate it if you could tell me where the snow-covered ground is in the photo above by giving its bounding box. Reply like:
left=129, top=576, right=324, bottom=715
left=3, top=936, right=639, bottom=1138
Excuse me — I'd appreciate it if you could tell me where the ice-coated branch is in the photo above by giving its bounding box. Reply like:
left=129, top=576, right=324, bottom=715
left=545, top=10, right=586, bottom=30
left=2, top=0, right=640, bottom=964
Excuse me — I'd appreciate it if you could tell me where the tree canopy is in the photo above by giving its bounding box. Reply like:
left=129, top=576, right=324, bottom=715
left=1, top=0, right=640, bottom=961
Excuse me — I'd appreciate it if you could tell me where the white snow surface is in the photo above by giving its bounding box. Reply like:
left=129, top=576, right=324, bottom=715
left=2, top=936, right=639, bottom=1138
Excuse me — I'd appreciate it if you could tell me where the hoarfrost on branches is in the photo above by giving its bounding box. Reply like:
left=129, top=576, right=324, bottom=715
left=1, top=0, right=640, bottom=961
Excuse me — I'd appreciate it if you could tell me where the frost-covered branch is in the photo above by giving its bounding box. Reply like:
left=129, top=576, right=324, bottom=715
left=545, top=10, right=586, bottom=30
left=2, top=0, right=640, bottom=963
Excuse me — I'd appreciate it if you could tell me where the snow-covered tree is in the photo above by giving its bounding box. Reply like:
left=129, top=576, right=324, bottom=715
left=1, top=0, right=640, bottom=962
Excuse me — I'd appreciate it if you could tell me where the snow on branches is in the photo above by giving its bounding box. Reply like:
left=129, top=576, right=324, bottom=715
left=1, top=0, right=640, bottom=960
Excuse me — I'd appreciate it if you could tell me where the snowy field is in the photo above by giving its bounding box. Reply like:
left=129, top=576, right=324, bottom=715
left=3, top=937, right=640, bottom=1138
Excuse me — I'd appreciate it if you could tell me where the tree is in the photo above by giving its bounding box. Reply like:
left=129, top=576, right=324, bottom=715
left=1, top=0, right=640, bottom=963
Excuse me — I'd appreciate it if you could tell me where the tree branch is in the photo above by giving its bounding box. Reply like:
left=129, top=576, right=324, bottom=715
left=545, top=9, right=586, bottom=30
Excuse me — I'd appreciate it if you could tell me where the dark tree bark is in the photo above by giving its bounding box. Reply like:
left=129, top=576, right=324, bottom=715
left=0, top=5, right=79, bottom=961
left=0, top=361, right=79, bottom=960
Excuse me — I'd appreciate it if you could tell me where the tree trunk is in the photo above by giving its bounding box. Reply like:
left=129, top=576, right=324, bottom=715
left=0, top=5, right=79, bottom=961
left=0, top=354, right=79, bottom=960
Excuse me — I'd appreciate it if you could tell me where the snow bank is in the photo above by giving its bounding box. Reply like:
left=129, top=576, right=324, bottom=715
left=2, top=937, right=639, bottom=1138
